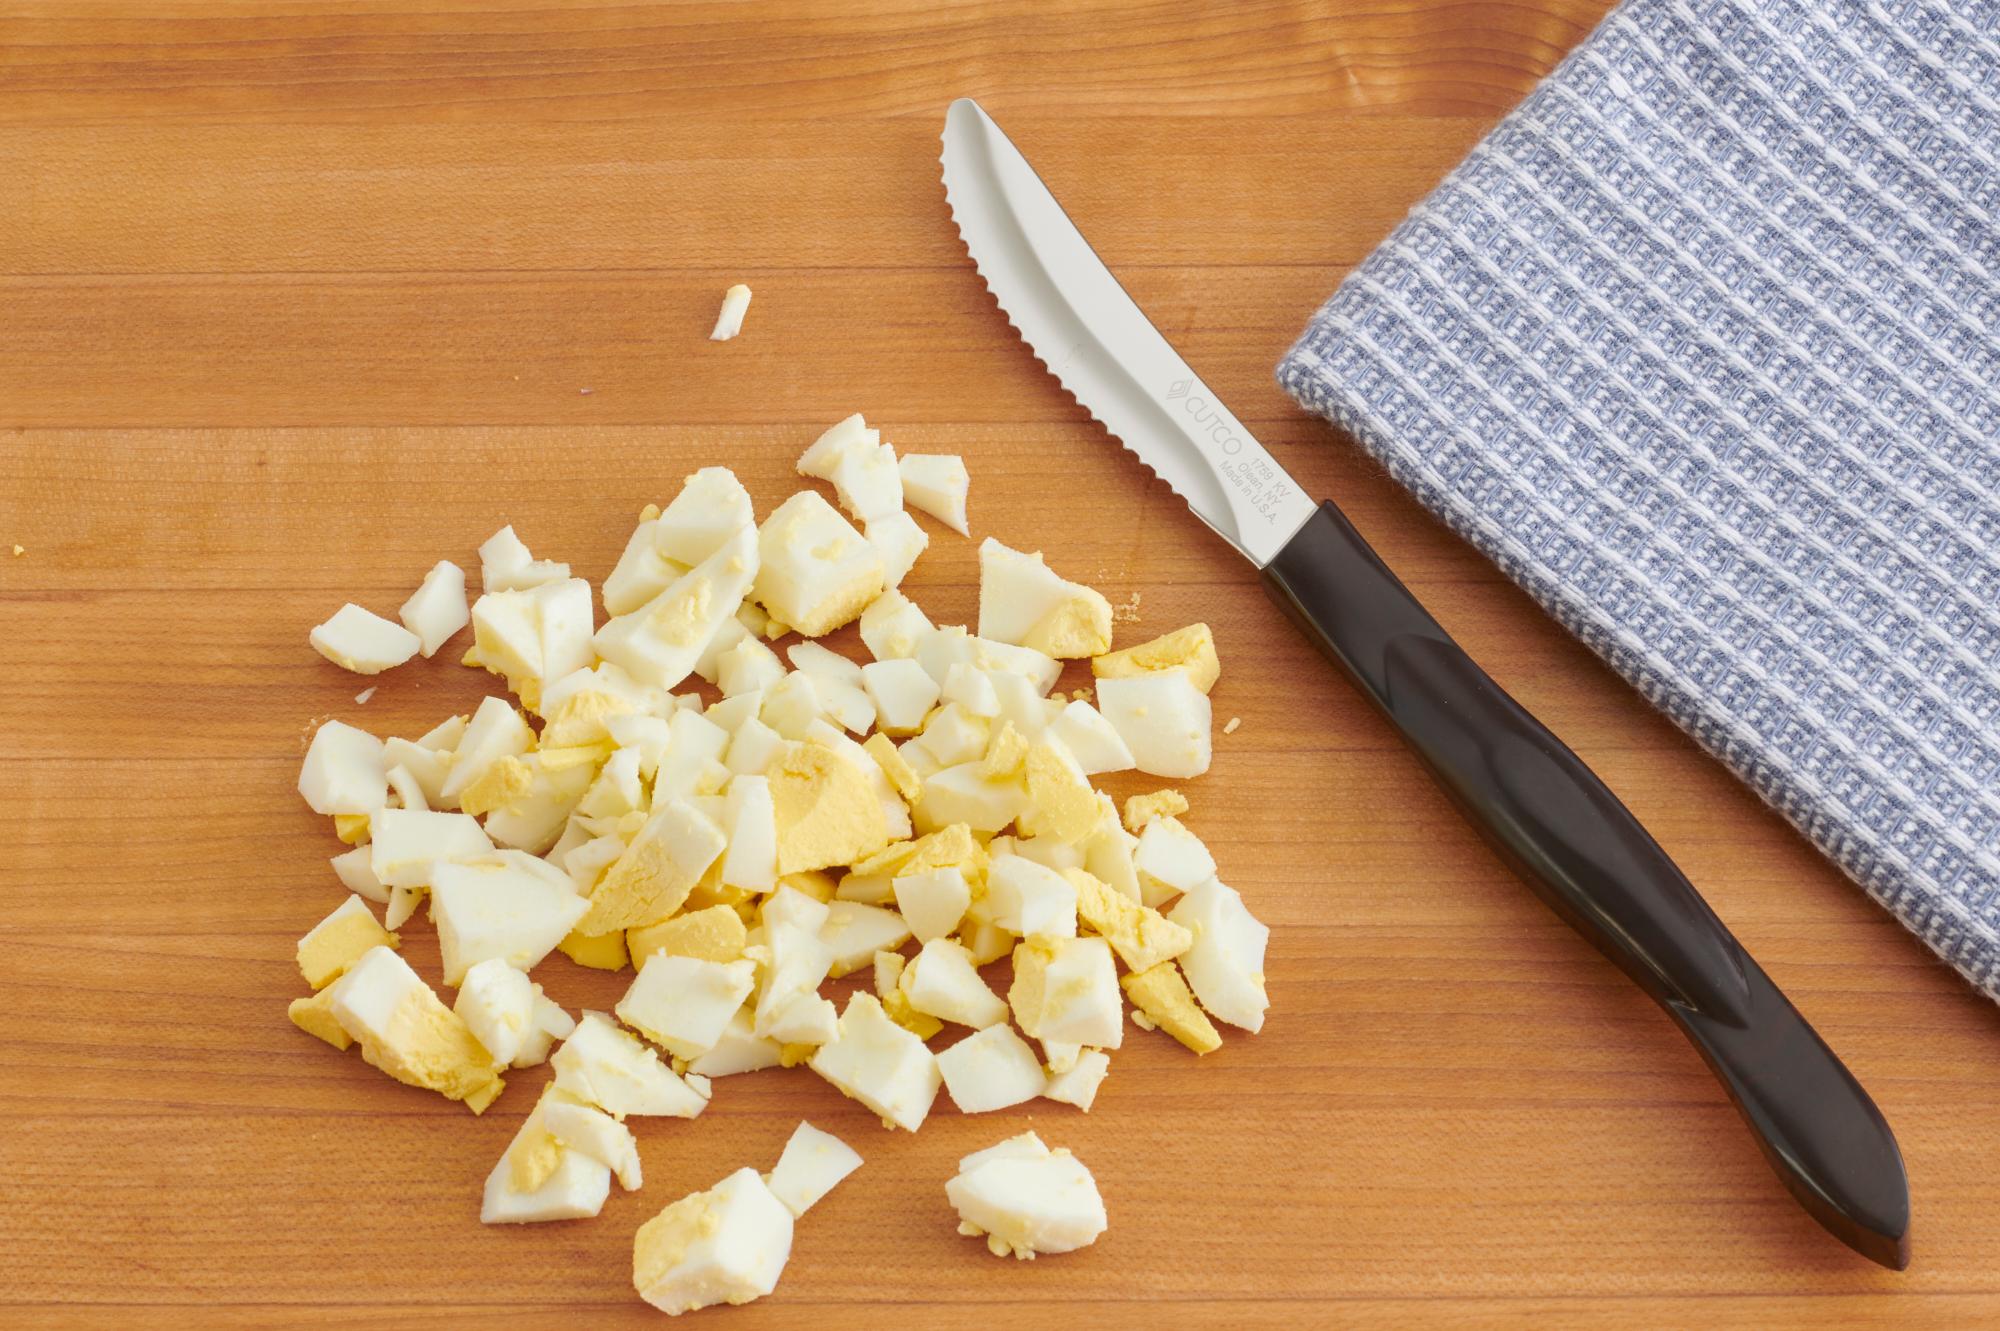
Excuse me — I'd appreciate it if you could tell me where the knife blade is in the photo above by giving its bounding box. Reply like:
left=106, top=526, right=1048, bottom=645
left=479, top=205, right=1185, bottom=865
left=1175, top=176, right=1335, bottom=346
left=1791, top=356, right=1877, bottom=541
left=940, top=96, right=1911, bottom=1269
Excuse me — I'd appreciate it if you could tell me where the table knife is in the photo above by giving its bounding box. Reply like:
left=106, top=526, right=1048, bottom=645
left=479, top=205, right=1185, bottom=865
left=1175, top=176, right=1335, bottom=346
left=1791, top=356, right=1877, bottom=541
left=939, top=96, right=1911, bottom=1269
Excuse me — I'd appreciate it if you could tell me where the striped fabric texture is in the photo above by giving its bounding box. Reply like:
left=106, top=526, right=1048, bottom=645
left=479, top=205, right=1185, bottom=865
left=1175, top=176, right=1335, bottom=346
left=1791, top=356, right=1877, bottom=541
left=1279, top=0, right=2000, bottom=998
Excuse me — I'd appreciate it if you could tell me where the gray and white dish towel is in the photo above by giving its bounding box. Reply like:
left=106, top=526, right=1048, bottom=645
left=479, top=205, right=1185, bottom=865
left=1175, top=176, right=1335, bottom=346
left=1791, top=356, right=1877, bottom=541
left=1281, top=0, right=2000, bottom=999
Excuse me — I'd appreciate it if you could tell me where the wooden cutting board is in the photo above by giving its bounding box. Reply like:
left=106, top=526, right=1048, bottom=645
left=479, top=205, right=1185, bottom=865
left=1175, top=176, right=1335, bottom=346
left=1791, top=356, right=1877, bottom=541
left=5, top=3, right=1998, bottom=1326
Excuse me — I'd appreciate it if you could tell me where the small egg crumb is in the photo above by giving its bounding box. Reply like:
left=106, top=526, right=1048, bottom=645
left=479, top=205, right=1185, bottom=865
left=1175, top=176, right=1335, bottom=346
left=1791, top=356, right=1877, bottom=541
left=1224, top=716, right=1241, bottom=734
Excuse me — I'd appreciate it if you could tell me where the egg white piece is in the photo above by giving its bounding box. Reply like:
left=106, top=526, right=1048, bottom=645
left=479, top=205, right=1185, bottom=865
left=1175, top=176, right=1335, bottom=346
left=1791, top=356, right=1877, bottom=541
left=858, top=589, right=935, bottom=661
left=864, top=510, right=928, bottom=587
left=752, top=919, right=835, bottom=1041
left=1042, top=1049, right=1111, bottom=1111
left=764, top=1121, right=862, bottom=1218
left=828, top=441, right=904, bottom=524
left=797, top=412, right=876, bottom=480
left=708, top=283, right=753, bottom=342
left=431, top=853, right=590, bottom=985
left=941, top=662, right=1001, bottom=718
left=900, top=937, right=1007, bottom=1030
left=398, top=560, right=469, bottom=658
left=439, top=695, right=534, bottom=804
left=1095, top=671, right=1212, bottom=779
left=594, top=525, right=760, bottom=692
left=913, top=763, right=1025, bottom=835
left=938, top=1022, right=1049, bottom=1114
left=945, top=1131, right=1107, bottom=1259
left=897, top=453, right=969, bottom=535
left=892, top=866, right=971, bottom=942
left=553, top=1012, right=712, bottom=1118
left=807, top=992, right=942, bottom=1132
left=454, top=957, right=539, bottom=1065
left=910, top=701, right=988, bottom=767
left=478, top=524, right=569, bottom=593
left=860, top=658, right=939, bottom=735
left=541, top=1096, right=644, bottom=1191
left=311, top=603, right=422, bottom=676
left=1167, top=878, right=1270, bottom=1033
left=603, top=517, right=685, bottom=617
left=615, top=955, right=758, bottom=1060
left=298, top=719, right=386, bottom=816
left=507, top=993, right=576, bottom=1070
left=819, top=900, right=912, bottom=978
left=985, top=854, right=1078, bottom=940
left=655, top=467, right=755, bottom=565
left=754, top=491, right=884, bottom=638
left=762, top=991, right=839, bottom=1046
left=1044, top=699, right=1136, bottom=776
left=686, top=1006, right=784, bottom=1078
left=720, top=774, right=778, bottom=892
left=368, top=807, right=494, bottom=891
left=330, top=844, right=390, bottom=904
left=1133, top=815, right=1217, bottom=906
left=381, top=733, right=454, bottom=809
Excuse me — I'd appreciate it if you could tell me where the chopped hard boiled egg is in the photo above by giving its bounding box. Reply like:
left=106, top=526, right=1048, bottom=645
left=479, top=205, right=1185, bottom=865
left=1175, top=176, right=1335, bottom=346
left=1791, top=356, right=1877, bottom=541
left=299, top=719, right=385, bottom=816
left=542, top=1095, right=644, bottom=1190
left=478, top=525, right=569, bottom=593
left=946, top=1132, right=1107, bottom=1259
left=431, top=852, right=590, bottom=985
left=311, top=603, right=422, bottom=675
left=977, top=538, right=1113, bottom=659
left=1167, top=879, right=1270, bottom=1034
left=1042, top=1049, right=1111, bottom=1111
left=633, top=1166, right=793, bottom=1315
left=899, top=937, right=1007, bottom=1029
left=898, top=453, right=970, bottom=535
left=286, top=445, right=1269, bottom=1299
left=552, top=1012, right=711, bottom=1118
left=296, top=894, right=398, bottom=990
left=482, top=1128, right=612, bottom=1224
left=1070, top=866, right=1193, bottom=973
left=1132, top=814, right=1216, bottom=907
left=768, top=740, right=891, bottom=874
left=1095, top=670, right=1212, bottom=778
left=937, top=1022, right=1048, bottom=1113
left=754, top=491, right=883, bottom=638
left=626, top=903, right=748, bottom=965
left=1092, top=622, right=1220, bottom=693
left=1122, top=787, right=1188, bottom=833
left=808, top=992, right=942, bottom=1132
left=1009, top=936, right=1122, bottom=1050
left=1120, top=961, right=1221, bottom=1055
left=454, top=956, right=538, bottom=1065
left=709, top=283, right=753, bottom=341
left=326, top=945, right=505, bottom=1112
left=369, top=807, right=494, bottom=892
left=399, top=559, right=469, bottom=658
left=764, top=1121, right=862, bottom=1218
left=615, top=954, right=758, bottom=1060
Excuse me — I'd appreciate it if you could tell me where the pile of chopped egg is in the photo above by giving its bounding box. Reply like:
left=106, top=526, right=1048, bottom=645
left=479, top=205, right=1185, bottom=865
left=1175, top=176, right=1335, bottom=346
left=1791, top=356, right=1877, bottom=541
left=288, top=413, right=1270, bottom=1313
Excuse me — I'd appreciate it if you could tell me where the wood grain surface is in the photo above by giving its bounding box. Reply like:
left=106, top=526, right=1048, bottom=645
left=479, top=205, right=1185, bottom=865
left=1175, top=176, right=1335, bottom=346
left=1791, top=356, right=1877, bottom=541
left=4, top=2, right=1998, bottom=1327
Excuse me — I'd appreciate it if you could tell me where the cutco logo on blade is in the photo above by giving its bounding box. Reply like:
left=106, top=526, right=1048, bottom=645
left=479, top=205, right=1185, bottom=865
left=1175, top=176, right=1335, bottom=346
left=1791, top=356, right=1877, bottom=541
left=1169, top=383, right=1245, bottom=456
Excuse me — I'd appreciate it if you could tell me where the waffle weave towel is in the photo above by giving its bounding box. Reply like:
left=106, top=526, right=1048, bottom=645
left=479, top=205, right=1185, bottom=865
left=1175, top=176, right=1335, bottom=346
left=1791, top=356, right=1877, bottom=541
left=1279, top=0, right=2000, bottom=998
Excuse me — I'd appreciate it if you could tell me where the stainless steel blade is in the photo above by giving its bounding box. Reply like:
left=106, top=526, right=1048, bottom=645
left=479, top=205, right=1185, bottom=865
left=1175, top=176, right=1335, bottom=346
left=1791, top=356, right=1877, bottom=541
left=940, top=97, right=1317, bottom=567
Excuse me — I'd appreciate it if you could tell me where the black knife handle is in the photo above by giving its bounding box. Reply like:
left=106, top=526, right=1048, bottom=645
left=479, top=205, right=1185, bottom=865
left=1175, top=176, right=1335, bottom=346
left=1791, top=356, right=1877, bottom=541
left=1262, top=500, right=1910, bottom=1268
